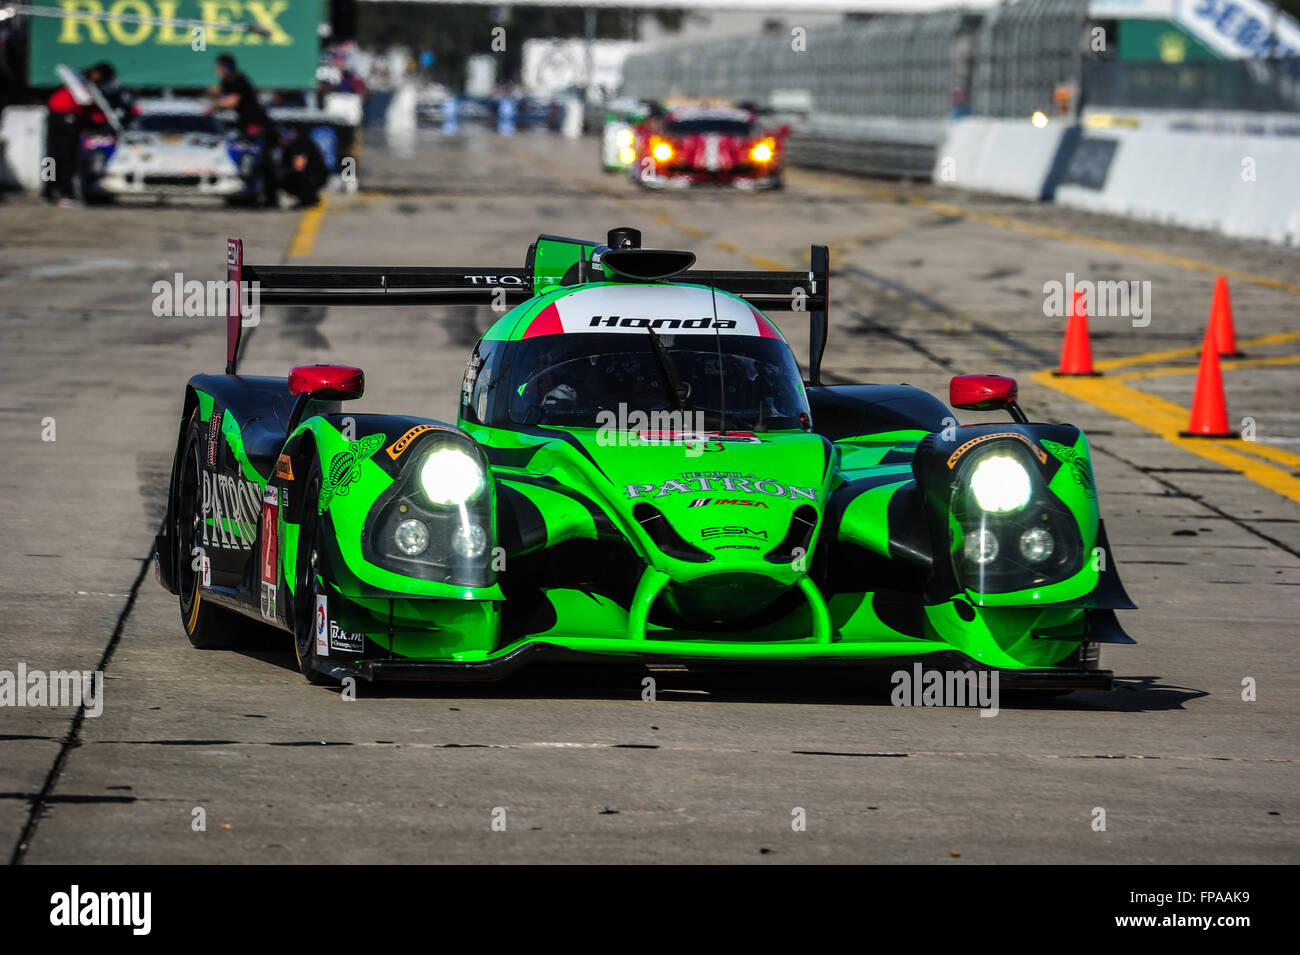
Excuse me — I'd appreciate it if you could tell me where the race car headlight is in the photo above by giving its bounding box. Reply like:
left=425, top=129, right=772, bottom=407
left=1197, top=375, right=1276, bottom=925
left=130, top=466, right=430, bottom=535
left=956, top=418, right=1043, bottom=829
left=394, top=518, right=430, bottom=555
left=945, top=440, right=1088, bottom=594
left=969, top=454, right=1031, bottom=513
left=963, top=528, right=999, bottom=565
left=615, top=128, right=633, bottom=147
left=452, top=522, right=488, bottom=559
left=652, top=142, right=672, bottom=162
left=420, top=447, right=485, bottom=506
left=751, top=141, right=773, bottom=162
left=364, top=438, right=494, bottom=586
left=618, top=146, right=636, bottom=164
left=1019, top=526, right=1055, bottom=563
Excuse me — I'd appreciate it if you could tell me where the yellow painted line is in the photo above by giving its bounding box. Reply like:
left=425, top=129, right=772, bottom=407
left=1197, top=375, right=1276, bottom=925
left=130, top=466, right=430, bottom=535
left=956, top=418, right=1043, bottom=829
left=1095, top=330, right=1300, bottom=372
left=1230, top=439, right=1300, bottom=473
left=1031, top=370, right=1300, bottom=504
left=671, top=223, right=709, bottom=239
left=1116, top=354, right=1300, bottom=382
left=1083, top=113, right=1141, bottom=129
left=785, top=169, right=1300, bottom=295
left=287, top=194, right=329, bottom=259
left=1102, top=351, right=1300, bottom=472
left=917, top=200, right=1300, bottom=294
left=713, top=239, right=740, bottom=254
left=746, top=255, right=787, bottom=272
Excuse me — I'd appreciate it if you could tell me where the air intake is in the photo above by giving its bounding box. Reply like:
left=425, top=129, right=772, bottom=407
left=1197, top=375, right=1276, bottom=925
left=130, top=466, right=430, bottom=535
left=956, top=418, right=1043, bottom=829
left=633, top=503, right=714, bottom=563
left=600, top=248, right=697, bottom=282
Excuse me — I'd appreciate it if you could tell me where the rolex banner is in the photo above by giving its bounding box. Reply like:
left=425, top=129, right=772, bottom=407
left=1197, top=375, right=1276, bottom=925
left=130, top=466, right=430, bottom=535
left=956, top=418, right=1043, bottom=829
left=28, top=1, right=322, bottom=88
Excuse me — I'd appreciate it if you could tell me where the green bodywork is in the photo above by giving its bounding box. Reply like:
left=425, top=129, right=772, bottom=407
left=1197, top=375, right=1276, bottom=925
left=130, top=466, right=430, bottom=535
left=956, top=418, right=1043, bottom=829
left=189, top=235, right=1119, bottom=674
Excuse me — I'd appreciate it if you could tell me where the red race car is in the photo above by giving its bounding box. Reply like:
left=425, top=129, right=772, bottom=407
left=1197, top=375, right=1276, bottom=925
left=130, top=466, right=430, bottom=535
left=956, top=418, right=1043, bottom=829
left=631, top=106, right=788, bottom=191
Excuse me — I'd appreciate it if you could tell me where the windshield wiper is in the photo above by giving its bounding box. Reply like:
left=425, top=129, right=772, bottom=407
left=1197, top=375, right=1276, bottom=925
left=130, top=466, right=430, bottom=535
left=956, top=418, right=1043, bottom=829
left=645, top=326, right=690, bottom=418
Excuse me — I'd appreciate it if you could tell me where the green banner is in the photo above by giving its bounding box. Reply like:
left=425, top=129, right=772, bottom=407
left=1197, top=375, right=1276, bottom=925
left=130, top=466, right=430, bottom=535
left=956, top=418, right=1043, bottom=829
left=28, top=1, right=322, bottom=88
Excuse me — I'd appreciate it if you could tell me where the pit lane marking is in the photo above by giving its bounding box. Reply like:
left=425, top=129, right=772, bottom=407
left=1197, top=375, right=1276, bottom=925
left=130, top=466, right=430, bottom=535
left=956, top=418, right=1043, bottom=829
left=1116, top=354, right=1300, bottom=384
left=1111, top=355, right=1300, bottom=473
left=653, top=212, right=707, bottom=238
left=286, top=193, right=330, bottom=259
left=1031, top=369, right=1300, bottom=505
left=1094, top=331, right=1300, bottom=372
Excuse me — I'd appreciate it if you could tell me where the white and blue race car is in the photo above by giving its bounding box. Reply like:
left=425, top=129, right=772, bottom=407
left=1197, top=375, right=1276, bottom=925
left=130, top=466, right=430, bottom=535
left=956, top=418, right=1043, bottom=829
left=79, top=99, right=262, bottom=203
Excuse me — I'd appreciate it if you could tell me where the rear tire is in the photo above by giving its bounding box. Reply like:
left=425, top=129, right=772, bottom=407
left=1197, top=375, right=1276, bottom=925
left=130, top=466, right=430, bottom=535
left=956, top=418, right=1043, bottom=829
left=291, top=463, right=334, bottom=685
left=176, top=410, right=247, bottom=649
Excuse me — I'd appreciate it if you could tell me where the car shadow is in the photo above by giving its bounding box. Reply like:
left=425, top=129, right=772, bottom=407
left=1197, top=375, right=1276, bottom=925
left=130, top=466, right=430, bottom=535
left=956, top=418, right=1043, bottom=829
left=226, top=643, right=1207, bottom=713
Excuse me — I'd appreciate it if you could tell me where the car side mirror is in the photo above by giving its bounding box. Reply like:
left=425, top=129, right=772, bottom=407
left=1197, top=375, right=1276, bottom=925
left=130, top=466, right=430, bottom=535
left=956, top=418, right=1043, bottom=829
left=289, top=364, right=365, bottom=401
left=950, top=373, right=1027, bottom=423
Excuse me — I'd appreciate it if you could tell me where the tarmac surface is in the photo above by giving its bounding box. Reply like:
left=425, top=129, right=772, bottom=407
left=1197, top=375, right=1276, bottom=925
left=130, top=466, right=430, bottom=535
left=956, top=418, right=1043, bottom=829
left=1, top=130, right=1297, bottom=863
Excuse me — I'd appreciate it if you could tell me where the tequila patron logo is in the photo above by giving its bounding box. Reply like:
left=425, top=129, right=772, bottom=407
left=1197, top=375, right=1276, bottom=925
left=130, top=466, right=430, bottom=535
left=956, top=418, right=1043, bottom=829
left=625, top=471, right=818, bottom=500
left=201, top=470, right=261, bottom=551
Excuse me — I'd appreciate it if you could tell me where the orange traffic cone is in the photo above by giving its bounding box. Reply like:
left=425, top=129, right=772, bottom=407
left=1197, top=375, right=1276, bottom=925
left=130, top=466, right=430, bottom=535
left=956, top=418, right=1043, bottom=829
left=1180, top=331, right=1237, bottom=438
left=1207, top=276, right=1242, bottom=357
left=1054, top=290, right=1099, bottom=376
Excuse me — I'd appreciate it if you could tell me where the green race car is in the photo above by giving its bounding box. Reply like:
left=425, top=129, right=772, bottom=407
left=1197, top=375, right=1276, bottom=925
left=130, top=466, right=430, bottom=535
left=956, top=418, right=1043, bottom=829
left=153, top=228, right=1135, bottom=688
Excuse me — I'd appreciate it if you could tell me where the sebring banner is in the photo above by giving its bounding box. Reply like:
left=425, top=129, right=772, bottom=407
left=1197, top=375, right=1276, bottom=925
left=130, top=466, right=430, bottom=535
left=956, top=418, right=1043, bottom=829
left=27, top=0, right=321, bottom=87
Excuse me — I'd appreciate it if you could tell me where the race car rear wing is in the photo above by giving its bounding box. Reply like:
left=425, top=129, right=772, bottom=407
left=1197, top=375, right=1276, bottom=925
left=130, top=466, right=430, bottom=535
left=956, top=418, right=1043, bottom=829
left=225, top=232, right=830, bottom=383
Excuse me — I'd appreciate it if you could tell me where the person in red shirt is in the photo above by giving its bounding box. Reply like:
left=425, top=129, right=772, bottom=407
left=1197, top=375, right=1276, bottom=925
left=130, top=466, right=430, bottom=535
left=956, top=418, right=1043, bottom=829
left=42, top=65, right=107, bottom=205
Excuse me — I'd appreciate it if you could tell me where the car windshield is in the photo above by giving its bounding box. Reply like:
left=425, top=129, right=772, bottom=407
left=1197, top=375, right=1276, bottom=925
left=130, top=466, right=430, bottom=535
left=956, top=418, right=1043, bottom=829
left=132, top=113, right=224, bottom=135
left=506, top=332, right=809, bottom=431
left=664, top=118, right=754, bottom=137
